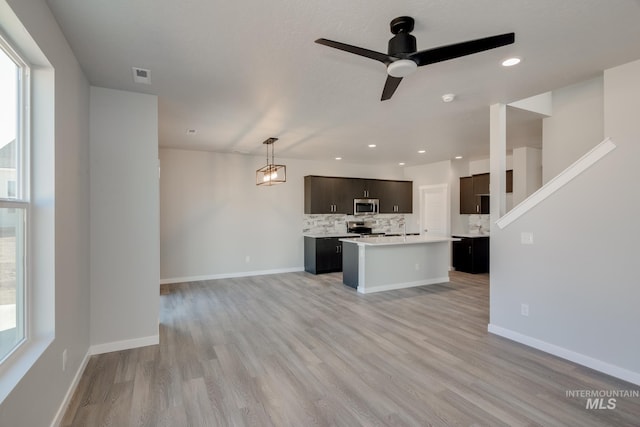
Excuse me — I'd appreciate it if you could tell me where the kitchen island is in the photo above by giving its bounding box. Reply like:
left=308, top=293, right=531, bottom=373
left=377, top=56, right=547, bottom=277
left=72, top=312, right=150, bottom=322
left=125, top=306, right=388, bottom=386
left=340, top=235, right=458, bottom=294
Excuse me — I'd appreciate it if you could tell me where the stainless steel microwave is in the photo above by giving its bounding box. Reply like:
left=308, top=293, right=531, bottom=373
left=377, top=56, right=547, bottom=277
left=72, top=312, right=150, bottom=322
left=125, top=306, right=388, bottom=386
left=354, top=198, right=379, bottom=216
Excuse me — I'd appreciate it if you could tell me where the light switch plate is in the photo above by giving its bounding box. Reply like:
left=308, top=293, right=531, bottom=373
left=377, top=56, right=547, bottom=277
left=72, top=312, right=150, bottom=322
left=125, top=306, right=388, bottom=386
left=521, top=232, right=534, bottom=245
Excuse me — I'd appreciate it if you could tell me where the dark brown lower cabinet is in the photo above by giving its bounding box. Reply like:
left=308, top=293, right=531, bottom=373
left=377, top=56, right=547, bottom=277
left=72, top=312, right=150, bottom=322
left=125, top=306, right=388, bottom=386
left=452, top=236, right=489, bottom=274
left=304, top=236, right=343, bottom=274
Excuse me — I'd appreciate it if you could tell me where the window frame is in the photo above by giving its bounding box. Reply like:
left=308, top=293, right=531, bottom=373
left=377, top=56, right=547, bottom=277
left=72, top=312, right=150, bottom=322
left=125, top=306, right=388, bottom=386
left=0, top=31, right=31, bottom=366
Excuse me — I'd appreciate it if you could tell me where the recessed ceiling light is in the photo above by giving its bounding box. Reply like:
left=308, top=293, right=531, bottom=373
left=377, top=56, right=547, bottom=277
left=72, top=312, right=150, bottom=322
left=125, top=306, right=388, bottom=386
left=335, top=157, right=342, bottom=160
left=398, top=162, right=405, bottom=166
left=502, top=57, right=521, bottom=67
left=441, top=93, right=456, bottom=103
left=418, top=150, right=426, bottom=154
left=455, top=156, right=463, bottom=160
left=368, top=144, right=377, bottom=148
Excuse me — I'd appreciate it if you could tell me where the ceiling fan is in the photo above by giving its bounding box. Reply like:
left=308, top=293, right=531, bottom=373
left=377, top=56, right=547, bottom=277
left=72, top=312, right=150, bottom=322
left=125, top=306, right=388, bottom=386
left=315, top=16, right=515, bottom=101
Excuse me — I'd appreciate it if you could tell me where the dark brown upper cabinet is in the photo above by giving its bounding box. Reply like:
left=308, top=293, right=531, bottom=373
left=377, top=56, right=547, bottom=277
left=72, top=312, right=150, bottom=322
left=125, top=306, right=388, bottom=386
left=377, top=180, right=413, bottom=213
left=459, top=171, right=513, bottom=214
left=304, top=176, right=413, bottom=215
left=304, top=176, right=353, bottom=214
left=473, top=173, right=490, bottom=195
left=459, top=176, right=477, bottom=214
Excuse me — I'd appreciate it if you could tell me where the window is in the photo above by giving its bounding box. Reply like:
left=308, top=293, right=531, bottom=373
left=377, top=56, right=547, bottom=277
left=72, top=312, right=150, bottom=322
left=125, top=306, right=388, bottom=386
left=0, top=35, right=29, bottom=364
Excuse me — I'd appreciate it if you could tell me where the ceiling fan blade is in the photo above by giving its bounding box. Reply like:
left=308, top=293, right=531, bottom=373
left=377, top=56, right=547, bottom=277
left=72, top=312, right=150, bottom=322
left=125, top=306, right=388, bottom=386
left=381, top=75, right=403, bottom=101
left=315, top=38, right=397, bottom=64
left=408, top=33, right=515, bottom=67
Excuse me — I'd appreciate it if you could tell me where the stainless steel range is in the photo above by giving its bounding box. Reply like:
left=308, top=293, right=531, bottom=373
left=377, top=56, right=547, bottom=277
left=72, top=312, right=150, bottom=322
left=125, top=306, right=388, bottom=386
left=346, top=221, right=387, bottom=237
left=346, top=220, right=372, bottom=235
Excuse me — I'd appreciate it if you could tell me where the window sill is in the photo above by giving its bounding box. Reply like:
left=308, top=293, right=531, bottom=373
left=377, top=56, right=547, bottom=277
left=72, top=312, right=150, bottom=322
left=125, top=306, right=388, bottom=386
left=0, top=332, right=54, bottom=404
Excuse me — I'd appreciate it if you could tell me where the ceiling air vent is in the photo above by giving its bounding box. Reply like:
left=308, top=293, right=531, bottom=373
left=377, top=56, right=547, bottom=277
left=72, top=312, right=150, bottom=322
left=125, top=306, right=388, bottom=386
left=132, top=67, right=151, bottom=84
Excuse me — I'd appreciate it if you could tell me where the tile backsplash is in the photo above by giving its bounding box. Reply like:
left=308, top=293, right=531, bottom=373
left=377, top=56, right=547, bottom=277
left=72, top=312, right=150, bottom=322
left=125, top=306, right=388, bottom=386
left=468, top=214, right=490, bottom=234
left=303, top=214, right=406, bottom=235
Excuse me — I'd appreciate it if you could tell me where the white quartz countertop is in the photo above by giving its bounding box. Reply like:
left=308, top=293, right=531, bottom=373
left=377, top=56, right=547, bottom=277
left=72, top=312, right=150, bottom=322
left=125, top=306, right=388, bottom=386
left=340, top=235, right=459, bottom=246
left=452, top=233, right=490, bottom=238
left=304, top=233, right=361, bottom=238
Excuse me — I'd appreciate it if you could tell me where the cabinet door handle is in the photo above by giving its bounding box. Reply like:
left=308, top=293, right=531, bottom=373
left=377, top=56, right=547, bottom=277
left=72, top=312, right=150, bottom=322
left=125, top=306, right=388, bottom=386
left=468, top=247, right=472, bottom=254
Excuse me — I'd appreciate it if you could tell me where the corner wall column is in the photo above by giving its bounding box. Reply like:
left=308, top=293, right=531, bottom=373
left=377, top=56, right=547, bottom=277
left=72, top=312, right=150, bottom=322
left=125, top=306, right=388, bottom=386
left=490, top=103, right=507, bottom=223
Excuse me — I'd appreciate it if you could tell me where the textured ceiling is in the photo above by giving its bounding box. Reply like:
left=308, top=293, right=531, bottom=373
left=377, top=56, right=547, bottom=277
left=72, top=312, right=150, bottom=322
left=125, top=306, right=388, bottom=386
left=46, top=0, right=640, bottom=166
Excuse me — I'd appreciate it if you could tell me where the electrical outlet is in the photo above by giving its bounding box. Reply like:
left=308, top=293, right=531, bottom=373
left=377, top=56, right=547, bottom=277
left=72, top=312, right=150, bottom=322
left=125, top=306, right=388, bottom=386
left=245, top=255, right=250, bottom=263
left=521, top=232, right=534, bottom=245
left=414, top=263, right=420, bottom=271
left=521, top=303, right=529, bottom=317
left=62, top=349, right=68, bottom=371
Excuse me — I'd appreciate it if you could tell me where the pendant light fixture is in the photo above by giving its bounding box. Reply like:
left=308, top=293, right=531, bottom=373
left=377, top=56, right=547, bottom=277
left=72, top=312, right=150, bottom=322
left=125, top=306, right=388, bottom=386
left=256, top=137, right=286, bottom=186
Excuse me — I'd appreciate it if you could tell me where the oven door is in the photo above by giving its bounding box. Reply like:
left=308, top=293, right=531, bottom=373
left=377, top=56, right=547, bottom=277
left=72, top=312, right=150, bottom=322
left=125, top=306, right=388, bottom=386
left=354, top=199, right=379, bottom=216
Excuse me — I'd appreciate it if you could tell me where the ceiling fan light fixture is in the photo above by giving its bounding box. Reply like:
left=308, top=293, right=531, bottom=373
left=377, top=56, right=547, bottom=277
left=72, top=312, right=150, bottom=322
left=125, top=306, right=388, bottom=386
left=387, top=59, right=417, bottom=78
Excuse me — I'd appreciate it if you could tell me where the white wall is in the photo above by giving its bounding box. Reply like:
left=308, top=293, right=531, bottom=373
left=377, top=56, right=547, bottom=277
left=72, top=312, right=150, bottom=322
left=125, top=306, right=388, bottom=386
left=490, top=60, right=640, bottom=384
left=512, top=146, right=542, bottom=206
left=159, top=148, right=401, bottom=282
left=0, top=0, right=91, bottom=425
left=90, top=87, right=160, bottom=350
left=542, top=77, right=604, bottom=183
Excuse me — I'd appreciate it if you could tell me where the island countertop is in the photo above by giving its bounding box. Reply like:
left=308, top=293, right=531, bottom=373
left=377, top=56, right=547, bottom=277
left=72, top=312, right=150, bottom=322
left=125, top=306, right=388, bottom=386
left=304, top=233, right=361, bottom=238
left=340, top=235, right=459, bottom=246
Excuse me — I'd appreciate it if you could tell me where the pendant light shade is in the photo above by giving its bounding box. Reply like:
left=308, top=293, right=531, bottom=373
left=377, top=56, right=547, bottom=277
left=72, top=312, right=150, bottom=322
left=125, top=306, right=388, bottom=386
left=256, top=137, right=286, bottom=186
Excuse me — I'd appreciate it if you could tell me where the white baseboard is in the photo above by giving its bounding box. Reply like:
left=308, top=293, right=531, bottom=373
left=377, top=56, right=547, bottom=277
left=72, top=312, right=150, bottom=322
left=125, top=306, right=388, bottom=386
left=358, top=276, right=450, bottom=294
left=488, top=324, right=640, bottom=386
left=89, top=334, right=159, bottom=356
left=50, top=350, right=91, bottom=427
left=50, top=334, right=160, bottom=426
left=160, top=267, right=304, bottom=285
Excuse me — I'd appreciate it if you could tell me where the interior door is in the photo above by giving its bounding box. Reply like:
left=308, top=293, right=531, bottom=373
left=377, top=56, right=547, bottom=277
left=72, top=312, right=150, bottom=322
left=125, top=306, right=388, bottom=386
left=420, top=184, right=449, bottom=236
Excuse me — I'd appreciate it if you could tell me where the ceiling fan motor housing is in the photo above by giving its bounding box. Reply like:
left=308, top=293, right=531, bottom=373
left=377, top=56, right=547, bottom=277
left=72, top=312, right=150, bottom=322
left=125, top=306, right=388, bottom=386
left=388, top=16, right=417, bottom=56
left=388, top=33, right=417, bottom=56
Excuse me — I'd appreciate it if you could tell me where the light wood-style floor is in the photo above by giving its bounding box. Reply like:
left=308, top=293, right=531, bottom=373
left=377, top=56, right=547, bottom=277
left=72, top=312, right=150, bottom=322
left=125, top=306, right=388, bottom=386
left=62, top=271, right=640, bottom=426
